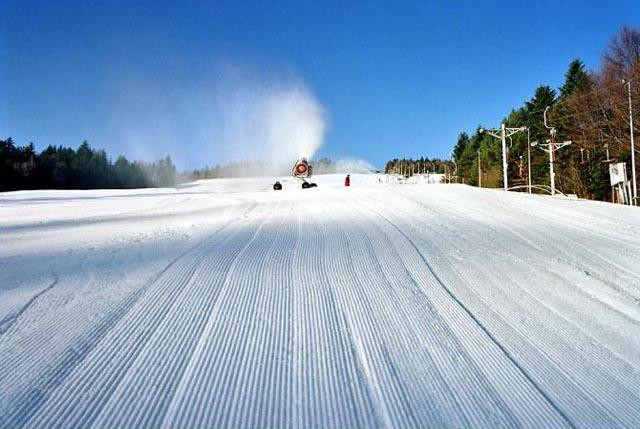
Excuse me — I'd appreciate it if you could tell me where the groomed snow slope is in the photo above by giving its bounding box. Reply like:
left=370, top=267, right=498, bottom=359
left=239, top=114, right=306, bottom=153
left=1, top=175, right=639, bottom=428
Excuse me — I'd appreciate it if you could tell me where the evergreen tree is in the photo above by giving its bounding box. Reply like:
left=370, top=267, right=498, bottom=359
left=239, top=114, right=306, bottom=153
left=452, top=132, right=470, bottom=162
left=560, top=59, right=590, bottom=98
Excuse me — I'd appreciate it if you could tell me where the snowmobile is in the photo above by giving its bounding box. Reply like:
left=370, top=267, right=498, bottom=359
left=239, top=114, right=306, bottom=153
left=292, top=157, right=317, bottom=189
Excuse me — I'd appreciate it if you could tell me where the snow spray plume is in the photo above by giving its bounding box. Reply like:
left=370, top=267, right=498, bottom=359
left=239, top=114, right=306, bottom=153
left=218, top=75, right=327, bottom=173
left=313, top=157, right=377, bottom=175
left=335, top=158, right=377, bottom=173
left=105, top=64, right=326, bottom=173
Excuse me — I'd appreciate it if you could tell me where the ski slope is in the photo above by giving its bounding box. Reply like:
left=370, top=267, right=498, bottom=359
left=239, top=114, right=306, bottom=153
left=1, top=174, right=640, bottom=428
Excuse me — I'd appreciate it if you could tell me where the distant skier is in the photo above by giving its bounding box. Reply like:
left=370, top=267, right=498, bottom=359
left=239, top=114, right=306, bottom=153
left=344, top=174, right=350, bottom=187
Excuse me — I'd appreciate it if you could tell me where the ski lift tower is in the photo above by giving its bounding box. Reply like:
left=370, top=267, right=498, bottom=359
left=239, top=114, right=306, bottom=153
left=531, top=106, right=572, bottom=196
left=479, top=124, right=527, bottom=190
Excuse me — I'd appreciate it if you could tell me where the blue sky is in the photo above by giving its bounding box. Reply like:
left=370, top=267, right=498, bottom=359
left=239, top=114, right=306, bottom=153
left=1, top=1, right=639, bottom=169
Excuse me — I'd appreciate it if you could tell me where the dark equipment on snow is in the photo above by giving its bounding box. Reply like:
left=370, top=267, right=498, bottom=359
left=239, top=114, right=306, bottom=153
left=273, top=181, right=282, bottom=191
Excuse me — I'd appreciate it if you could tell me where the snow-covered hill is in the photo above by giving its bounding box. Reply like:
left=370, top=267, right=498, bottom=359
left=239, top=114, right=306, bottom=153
left=1, top=175, right=639, bottom=428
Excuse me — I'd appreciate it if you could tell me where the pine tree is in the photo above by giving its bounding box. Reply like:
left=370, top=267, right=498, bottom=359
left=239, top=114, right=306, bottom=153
left=560, top=59, right=590, bottom=98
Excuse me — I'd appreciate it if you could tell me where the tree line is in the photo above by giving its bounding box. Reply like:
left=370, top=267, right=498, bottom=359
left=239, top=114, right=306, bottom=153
left=0, top=139, right=176, bottom=191
left=384, top=158, right=452, bottom=176
left=452, top=26, right=640, bottom=201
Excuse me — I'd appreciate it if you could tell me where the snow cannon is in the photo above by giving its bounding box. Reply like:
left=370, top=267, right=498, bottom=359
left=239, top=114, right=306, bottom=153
left=292, top=157, right=317, bottom=189
left=293, top=158, right=312, bottom=178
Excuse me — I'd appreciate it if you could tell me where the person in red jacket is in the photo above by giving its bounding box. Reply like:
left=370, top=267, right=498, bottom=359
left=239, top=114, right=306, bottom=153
left=344, top=174, right=350, bottom=187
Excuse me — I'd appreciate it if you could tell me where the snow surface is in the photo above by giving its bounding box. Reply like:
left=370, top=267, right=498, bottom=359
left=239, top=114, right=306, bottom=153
left=1, top=174, right=640, bottom=428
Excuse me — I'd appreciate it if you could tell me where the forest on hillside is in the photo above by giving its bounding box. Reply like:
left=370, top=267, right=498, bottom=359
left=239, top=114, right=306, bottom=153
left=384, top=158, right=453, bottom=177
left=452, top=26, right=640, bottom=201
left=0, top=139, right=176, bottom=191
